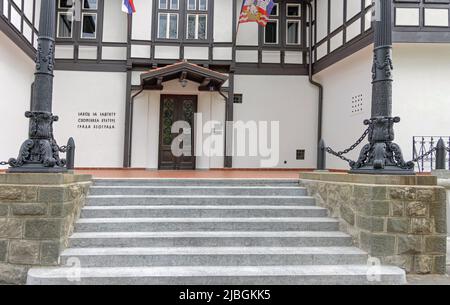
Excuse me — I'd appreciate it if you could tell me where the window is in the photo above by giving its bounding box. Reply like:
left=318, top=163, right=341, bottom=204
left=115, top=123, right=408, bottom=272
left=187, top=14, right=207, bottom=39
left=270, top=3, right=278, bottom=16
left=264, top=20, right=278, bottom=44
left=287, top=4, right=300, bottom=17
left=83, top=0, right=98, bottom=10
left=81, top=13, right=97, bottom=39
left=57, top=0, right=74, bottom=38
left=158, top=13, right=179, bottom=39
left=57, top=12, right=73, bottom=38
left=287, top=20, right=300, bottom=44
left=187, top=0, right=196, bottom=10
left=187, top=0, right=207, bottom=11
left=286, top=3, right=301, bottom=45
left=159, top=0, right=168, bottom=9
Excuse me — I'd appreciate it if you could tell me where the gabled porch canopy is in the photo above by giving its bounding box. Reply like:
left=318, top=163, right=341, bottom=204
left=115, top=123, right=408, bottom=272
left=139, top=61, right=228, bottom=91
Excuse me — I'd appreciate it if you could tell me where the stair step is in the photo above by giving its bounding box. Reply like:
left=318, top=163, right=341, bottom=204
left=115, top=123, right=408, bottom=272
left=59, top=247, right=367, bottom=267
left=89, top=186, right=307, bottom=196
left=69, top=231, right=353, bottom=248
left=81, top=205, right=328, bottom=218
left=86, top=195, right=316, bottom=206
left=92, top=179, right=300, bottom=187
left=27, top=265, right=406, bottom=285
left=74, top=217, right=340, bottom=232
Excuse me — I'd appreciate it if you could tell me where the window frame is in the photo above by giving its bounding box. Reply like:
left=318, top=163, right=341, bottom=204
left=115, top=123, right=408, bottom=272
left=286, top=20, right=301, bottom=45
left=158, top=12, right=180, bottom=39
left=186, top=13, right=208, bottom=40
left=80, top=12, right=98, bottom=40
left=286, top=3, right=301, bottom=17
left=57, top=11, right=74, bottom=39
left=264, top=19, right=279, bottom=45
left=82, top=0, right=98, bottom=10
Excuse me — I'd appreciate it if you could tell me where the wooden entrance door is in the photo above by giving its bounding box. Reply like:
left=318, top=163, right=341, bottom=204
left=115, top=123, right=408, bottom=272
left=158, top=95, right=197, bottom=170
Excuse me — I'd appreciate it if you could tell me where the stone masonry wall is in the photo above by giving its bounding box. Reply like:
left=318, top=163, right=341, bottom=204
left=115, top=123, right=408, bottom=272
left=299, top=173, right=447, bottom=275
left=0, top=174, right=91, bottom=284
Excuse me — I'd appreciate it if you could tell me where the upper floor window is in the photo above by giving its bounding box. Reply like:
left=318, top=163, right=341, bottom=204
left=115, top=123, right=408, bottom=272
left=286, top=4, right=301, bottom=45
left=157, top=0, right=209, bottom=40
left=263, top=3, right=302, bottom=46
left=57, top=0, right=98, bottom=40
left=264, top=3, right=279, bottom=44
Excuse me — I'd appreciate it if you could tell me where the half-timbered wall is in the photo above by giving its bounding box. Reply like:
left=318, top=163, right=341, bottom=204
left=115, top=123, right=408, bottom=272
left=0, top=0, right=40, bottom=58
left=394, top=0, right=450, bottom=42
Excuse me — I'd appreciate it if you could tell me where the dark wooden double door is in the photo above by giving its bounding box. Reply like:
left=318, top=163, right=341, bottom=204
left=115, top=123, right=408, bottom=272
left=158, top=95, right=197, bottom=170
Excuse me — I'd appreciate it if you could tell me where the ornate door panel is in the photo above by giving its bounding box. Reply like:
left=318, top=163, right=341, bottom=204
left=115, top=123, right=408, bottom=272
left=158, top=95, right=197, bottom=170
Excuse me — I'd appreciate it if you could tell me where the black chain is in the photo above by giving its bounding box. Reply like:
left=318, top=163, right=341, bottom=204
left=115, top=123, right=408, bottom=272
left=0, top=161, right=9, bottom=166
left=325, top=127, right=370, bottom=164
left=411, top=147, right=437, bottom=163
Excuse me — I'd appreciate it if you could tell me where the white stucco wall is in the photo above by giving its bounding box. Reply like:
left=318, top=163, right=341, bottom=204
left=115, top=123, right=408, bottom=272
left=317, top=43, right=450, bottom=170
left=53, top=71, right=127, bottom=168
left=233, top=75, right=319, bottom=169
left=0, top=32, right=34, bottom=169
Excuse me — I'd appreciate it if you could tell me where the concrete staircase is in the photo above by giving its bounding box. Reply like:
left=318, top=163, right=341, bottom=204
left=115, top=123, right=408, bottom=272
left=27, top=179, right=406, bottom=285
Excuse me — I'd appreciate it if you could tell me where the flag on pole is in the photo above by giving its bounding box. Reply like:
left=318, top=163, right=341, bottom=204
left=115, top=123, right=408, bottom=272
left=122, top=0, right=136, bottom=14
left=239, top=0, right=275, bottom=27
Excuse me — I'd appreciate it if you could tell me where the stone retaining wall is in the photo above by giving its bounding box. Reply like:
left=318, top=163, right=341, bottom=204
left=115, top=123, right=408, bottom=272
left=299, top=173, right=447, bottom=275
left=0, top=174, right=91, bottom=284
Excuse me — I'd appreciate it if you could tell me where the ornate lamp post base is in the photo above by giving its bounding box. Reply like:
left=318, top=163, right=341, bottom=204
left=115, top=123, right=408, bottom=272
left=7, top=111, right=67, bottom=173
left=349, top=116, right=415, bottom=175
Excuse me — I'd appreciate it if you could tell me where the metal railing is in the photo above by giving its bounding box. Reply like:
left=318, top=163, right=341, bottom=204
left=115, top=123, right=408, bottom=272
left=413, top=136, right=450, bottom=172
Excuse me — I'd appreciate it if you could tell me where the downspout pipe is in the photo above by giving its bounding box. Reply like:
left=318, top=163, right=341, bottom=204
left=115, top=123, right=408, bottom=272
left=124, top=86, right=145, bottom=168
left=218, top=88, right=229, bottom=163
left=306, top=1, right=324, bottom=169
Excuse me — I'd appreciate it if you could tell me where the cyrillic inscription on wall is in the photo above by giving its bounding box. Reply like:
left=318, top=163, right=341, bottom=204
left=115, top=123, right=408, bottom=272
left=77, top=112, right=117, bottom=130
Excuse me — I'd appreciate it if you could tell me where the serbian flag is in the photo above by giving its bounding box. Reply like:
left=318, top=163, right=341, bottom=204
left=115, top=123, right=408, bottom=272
left=122, top=0, right=136, bottom=14
left=239, top=0, right=275, bottom=27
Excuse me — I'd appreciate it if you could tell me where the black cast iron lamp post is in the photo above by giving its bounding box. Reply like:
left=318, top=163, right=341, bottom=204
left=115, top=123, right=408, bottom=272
left=350, top=0, right=414, bottom=175
left=7, top=0, right=67, bottom=173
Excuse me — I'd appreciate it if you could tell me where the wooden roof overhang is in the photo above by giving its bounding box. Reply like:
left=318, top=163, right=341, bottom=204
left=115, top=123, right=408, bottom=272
left=140, top=61, right=228, bottom=91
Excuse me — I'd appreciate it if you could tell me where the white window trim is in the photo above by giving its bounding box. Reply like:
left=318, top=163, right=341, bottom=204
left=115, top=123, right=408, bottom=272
left=80, top=12, right=97, bottom=39
left=286, top=4, right=301, bottom=17
left=159, top=0, right=168, bottom=10
left=158, top=13, right=179, bottom=39
left=187, top=0, right=196, bottom=11
left=264, top=19, right=278, bottom=44
left=57, top=11, right=73, bottom=39
left=269, top=3, right=279, bottom=17
left=286, top=20, right=301, bottom=45
left=170, top=0, right=179, bottom=10
left=186, top=14, right=208, bottom=40
left=82, top=0, right=98, bottom=10
left=198, top=0, right=208, bottom=11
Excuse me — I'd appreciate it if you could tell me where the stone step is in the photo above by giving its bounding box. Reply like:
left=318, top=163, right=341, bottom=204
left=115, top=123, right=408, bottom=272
left=89, top=186, right=307, bottom=196
left=74, top=217, right=340, bottom=232
left=86, top=195, right=316, bottom=206
left=68, top=231, right=353, bottom=248
left=59, top=247, right=368, bottom=267
left=27, top=265, right=406, bottom=285
left=81, top=205, right=328, bottom=218
left=92, top=179, right=299, bottom=187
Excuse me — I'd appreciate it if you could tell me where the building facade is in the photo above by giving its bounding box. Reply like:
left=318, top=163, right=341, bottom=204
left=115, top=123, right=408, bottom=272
left=1, top=0, right=450, bottom=170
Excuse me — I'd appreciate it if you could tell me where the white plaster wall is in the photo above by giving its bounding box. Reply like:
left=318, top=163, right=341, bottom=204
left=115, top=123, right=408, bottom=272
left=393, top=44, right=450, bottom=162
left=132, top=0, right=153, bottom=40
left=214, top=0, right=233, bottom=42
left=0, top=32, right=34, bottom=169
left=316, top=43, right=450, bottom=170
left=103, top=0, right=128, bottom=43
left=53, top=71, right=127, bottom=168
left=233, top=75, right=319, bottom=169
left=315, top=46, right=373, bottom=170
left=131, top=79, right=225, bottom=169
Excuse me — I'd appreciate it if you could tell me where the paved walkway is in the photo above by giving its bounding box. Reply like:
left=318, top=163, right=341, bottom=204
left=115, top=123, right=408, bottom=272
left=74, top=169, right=304, bottom=179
